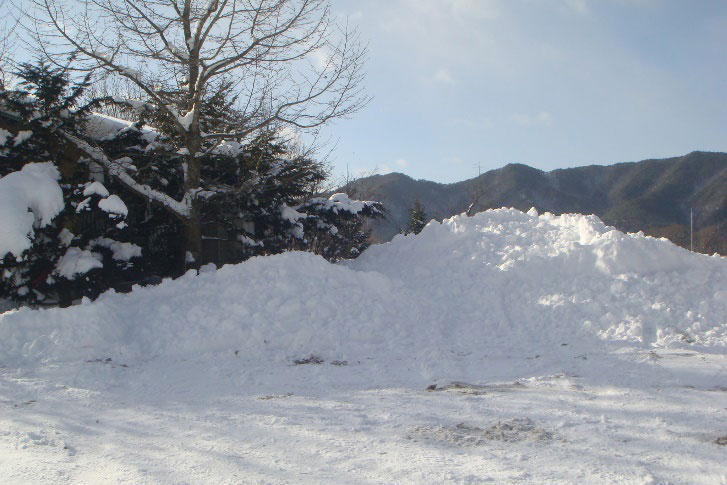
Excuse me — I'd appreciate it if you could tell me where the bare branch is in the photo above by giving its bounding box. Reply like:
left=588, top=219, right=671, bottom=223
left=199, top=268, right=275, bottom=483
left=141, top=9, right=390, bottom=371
left=20, top=0, right=369, bottom=263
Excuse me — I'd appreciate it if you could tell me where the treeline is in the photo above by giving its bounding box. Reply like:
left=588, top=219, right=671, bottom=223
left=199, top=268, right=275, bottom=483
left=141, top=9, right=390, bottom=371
left=0, top=60, right=381, bottom=306
left=0, top=0, right=385, bottom=306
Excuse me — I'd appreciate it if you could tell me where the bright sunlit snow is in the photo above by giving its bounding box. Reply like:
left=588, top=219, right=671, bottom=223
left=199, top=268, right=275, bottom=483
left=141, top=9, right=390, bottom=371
left=53, top=247, right=103, bottom=279
left=97, top=194, right=128, bottom=217
left=0, top=162, right=64, bottom=259
left=1, top=209, right=726, bottom=484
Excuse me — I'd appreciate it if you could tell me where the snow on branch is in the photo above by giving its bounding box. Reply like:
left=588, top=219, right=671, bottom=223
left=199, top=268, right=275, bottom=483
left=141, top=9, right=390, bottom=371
left=64, top=133, right=192, bottom=219
left=90, top=237, right=142, bottom=261
left=0, top=162, right=65, bottom=259
left=301, top=193, right=384, bottom=216
left=54, top=247, right=103, bottom=279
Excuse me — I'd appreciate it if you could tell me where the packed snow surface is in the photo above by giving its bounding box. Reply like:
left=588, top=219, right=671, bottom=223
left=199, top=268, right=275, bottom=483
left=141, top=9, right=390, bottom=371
left=1, top=209, right=726, bottom=484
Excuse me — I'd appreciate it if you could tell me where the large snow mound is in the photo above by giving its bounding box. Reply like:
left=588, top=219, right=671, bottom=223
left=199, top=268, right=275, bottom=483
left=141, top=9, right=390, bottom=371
left=1, top=209, right=726, bottom=367
left=350, top=209, right=727, bottom=349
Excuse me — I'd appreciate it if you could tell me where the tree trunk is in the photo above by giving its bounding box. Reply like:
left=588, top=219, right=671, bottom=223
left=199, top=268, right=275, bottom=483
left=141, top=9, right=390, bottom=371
left=183, top=130, right=203, bottom=270
left=183, top=201, right=203, bottom=271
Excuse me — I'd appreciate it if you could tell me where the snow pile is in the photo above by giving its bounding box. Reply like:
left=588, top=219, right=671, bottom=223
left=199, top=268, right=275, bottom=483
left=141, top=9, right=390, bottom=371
left=1, top=208, right=726, bottom=367
left=351, top=209, right=727, bottom=347
left=0, top=162, right=64, bottom=259
left=0, top=253, right=408, bottom=365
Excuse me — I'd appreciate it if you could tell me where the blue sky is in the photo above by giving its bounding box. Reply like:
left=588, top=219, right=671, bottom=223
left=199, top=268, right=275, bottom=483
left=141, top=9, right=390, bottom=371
left=321, top=0, right=727, bottom=183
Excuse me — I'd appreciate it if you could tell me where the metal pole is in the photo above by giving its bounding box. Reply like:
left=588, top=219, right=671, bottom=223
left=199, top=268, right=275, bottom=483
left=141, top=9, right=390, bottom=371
left=690, top=208, right=693, bottom=252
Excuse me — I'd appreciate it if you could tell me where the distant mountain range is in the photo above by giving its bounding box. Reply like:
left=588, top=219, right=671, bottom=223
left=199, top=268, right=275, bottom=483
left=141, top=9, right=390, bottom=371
left=343, top=151, right=727, bottom=255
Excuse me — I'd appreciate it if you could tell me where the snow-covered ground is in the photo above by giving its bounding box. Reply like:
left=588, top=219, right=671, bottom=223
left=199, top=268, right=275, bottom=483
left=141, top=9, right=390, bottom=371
left=1, top=209, right=726, bottom=484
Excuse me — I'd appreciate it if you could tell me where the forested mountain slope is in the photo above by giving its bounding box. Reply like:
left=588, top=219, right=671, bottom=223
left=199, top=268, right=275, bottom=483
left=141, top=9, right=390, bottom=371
left=346, top=151, right=727, bottom=254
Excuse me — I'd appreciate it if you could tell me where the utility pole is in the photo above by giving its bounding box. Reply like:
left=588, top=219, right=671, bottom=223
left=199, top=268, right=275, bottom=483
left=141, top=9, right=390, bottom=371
left=474, top=162, right=482, bottom=177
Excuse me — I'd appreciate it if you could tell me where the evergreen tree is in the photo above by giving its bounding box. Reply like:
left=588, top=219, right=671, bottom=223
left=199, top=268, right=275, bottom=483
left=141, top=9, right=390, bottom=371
left=31, top=0, right=368, bottom=266
left=1, top=58, right=382, bottom=306
left=0, top=61, right=140, bottom=305
left=405, top=200, right=428, bottom=235
left=97, top=116, right=383, bottom=265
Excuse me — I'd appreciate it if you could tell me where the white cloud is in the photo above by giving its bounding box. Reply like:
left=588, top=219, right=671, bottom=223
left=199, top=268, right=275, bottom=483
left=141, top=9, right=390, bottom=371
left=395, top=158, right=409, bottom=168
left=510, top=111, right=554, bottom=127
left=556, top=0, right=658, bottom=15
left=564, top=0, right=589, bottom=14
left=375, top=0, right=502, bottom=73
left=399, top=0, right=501, bottom=21
left=309, top=46, right=333, bottom=71
left=433, top=68, right=455, bottom=85
left=445, top=156, right=464, bottom=165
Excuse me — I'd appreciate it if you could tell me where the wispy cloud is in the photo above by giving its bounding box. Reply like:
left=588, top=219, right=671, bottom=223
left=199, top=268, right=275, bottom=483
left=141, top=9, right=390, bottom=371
left=557, top=0, right=659, bottom=15
left=397, top=0, right=501, bottom=21
left=564, top=0, right=589, bottom=14
left=510, top=112, right=554, bottom=127
left=395, top=158, right=409, bottom=168
left=375, top=0, right=502, bottom=74
left=329, top=0, right=720, bottom=183
left=308, top=46, right=333, bottom=71
left=432, top=68, right=455, bottom=85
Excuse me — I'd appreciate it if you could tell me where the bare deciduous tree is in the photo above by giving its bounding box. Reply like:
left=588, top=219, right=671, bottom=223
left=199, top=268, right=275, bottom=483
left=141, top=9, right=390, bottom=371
left=24, top=0, right=368, bottom=263
left=466, top=178, right=487, bottom=217
left=0, top=0, right=19, bottom=84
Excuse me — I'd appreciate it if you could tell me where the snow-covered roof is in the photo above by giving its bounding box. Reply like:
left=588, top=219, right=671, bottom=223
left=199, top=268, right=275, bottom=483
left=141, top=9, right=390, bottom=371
left=84, top=112, right=158, bottom=143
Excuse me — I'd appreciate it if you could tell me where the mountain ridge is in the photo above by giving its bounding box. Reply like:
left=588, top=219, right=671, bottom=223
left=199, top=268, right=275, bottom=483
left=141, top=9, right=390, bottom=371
left=343, top=151, right=727, bottom=254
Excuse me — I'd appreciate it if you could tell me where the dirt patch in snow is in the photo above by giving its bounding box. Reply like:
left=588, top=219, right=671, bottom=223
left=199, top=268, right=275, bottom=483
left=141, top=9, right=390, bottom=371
left=293, top=354, right=325, bottom=365
left=427, top=381, right=526, bottom=395
left=258, top=393, right=294, bottom=400
left=407, top=417, right=553, bottom=446
left=292, top=355, right=348, bottom=366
